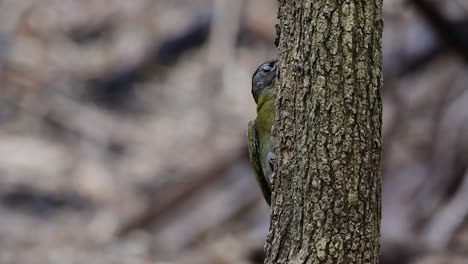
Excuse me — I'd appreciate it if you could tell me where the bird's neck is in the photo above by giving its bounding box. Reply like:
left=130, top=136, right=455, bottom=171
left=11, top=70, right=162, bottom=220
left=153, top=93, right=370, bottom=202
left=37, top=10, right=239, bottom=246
left=256, top=88, right=274, bottom=113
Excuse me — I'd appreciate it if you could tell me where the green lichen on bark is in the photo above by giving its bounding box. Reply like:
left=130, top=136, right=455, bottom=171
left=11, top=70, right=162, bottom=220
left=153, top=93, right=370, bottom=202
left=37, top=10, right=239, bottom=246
left=265, top=0, right=383, bottom=263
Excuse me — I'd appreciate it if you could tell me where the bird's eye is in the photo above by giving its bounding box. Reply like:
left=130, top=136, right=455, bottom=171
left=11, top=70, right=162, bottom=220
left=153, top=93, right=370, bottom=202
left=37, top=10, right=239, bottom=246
left=261, top=64, right=273, bottom=72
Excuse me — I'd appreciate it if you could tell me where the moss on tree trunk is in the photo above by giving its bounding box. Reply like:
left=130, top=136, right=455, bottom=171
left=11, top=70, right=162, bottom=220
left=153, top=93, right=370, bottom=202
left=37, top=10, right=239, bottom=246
left=265, top=0, right=383, bottom=263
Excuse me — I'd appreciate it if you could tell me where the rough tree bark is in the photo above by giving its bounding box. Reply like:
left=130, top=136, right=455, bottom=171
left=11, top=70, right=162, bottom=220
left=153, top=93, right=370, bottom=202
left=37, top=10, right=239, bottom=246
left=265, top=0, right=383, bottom=263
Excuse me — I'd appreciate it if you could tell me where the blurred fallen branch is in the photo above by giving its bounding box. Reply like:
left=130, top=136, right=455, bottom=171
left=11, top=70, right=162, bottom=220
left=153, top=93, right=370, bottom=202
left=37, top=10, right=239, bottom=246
left=0, top=185, right=91, bottom=217
left=90, top=15, right=212, bottom=108
left=115, top=143, right=249, bottom=237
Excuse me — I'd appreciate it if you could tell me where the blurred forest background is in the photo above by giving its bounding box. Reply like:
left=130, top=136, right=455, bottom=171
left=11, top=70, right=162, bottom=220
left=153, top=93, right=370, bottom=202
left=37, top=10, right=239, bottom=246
left=1, top=0, right=468, bottom=263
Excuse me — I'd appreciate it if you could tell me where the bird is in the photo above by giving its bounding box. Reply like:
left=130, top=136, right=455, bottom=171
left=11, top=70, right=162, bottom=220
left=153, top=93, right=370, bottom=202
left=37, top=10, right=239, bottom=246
left=247, top=59, right=277, bottom=206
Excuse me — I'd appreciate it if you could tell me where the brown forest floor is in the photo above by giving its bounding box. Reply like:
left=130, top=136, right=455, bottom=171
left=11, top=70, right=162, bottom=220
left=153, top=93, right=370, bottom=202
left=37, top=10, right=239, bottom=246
left=1, top=0, right=468, bottom=263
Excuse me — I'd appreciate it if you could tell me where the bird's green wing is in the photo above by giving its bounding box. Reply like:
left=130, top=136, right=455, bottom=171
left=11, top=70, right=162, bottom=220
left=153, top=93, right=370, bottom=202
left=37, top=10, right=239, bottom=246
left=248, top=121, right=271, bottom=205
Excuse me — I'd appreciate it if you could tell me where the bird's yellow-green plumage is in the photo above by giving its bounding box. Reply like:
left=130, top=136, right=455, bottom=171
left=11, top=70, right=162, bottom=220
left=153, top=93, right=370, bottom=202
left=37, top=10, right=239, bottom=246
left=247, top=59, right=277, bottom=206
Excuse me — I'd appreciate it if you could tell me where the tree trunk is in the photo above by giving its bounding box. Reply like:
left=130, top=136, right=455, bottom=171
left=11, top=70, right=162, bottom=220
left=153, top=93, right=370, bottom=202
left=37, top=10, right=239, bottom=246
left=265, top=0, right=383, bottom=263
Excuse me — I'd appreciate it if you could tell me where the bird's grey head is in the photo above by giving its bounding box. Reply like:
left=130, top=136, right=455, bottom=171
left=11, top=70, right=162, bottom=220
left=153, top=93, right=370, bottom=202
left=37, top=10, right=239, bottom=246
left=251, top=59, right=277, bottom=103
